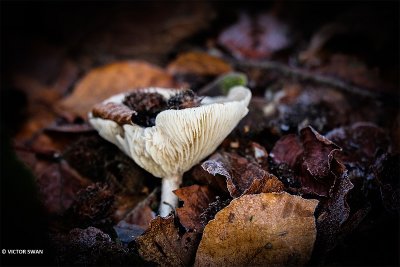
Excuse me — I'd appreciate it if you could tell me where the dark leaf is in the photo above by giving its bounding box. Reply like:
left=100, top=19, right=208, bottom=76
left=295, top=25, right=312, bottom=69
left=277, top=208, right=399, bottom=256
left=136, top=215, right=201, bottom=267
left=270, top=126, right=343, bottom=197
left=314, top=160, right=354, bottom=256
left=270, top=134, right=303, bottom=168
left=174, top=185, right=217, bottom=232
left=190, top=163, right=229, bottom=194
left=202, top=152, right=284, bottom=198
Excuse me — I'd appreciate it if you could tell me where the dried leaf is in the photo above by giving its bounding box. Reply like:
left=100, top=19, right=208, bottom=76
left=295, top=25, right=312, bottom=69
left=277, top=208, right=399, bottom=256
left=58, top=61, right=178, bottom=118
left=194, top=192, right=318, bottom=267
left=271, top=127, right=342, bottom=197
left=314, top=161, right=354, bottom=256
left=167, top=51, right=232, bottom=76
left=301, top=127, right=341, bottom=178
left=218, top=13, right=291, bottom=59
left=270, top=134, right=303, bottom=168
left=202, top=152, right=284, bottom=198
left=174, top=185, right=217, bottom=232
left=136, top=215, right=201, bottom=267
left=190, top=163, right=230, bottom=194
left=91, top=102, right=137, bottom=125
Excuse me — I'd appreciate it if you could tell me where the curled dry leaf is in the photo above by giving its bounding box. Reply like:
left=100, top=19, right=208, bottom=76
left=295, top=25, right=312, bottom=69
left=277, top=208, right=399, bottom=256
left=58, top=61, right=178, bottom=119
left=174, top=185, right=217, bottom=232
left=202, top=152, right=284, bottom=198
left=136, top=215, right=201, bottom=267
left=92, top=102, right=137, bottom=126
left=313, top=160, right=353, bottom=256
left=271, top=128, right=354, bottom=256
left=270, top=126, right=342, bottom=197
left=194, top=192, right=318, bottom=267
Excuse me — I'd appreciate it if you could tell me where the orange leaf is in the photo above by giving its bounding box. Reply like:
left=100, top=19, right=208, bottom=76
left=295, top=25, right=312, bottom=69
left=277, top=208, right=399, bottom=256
left=58, top=61, right=178, bottom=119
left=167, top=51, right=232, bottom=76
left=195, top=192, right=318, bottom=267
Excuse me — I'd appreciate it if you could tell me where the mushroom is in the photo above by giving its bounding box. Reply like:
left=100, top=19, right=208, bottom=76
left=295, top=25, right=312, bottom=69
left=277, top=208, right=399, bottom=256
left=88, top=86, right=251, bottom=217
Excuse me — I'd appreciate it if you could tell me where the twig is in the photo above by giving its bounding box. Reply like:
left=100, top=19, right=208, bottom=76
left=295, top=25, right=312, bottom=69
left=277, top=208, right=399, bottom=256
left=230, top=59, right=396, bottom=102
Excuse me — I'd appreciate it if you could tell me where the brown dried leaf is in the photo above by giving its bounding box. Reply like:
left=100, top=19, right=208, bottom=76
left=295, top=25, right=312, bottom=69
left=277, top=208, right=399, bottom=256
left=190, top=163, right=230, bottom=194
left=301, top=127, right=341, bottom=178
left=271, top=127, right=342, bottom=197
left=314, top=160, right=354, bottom=256
left=58, top=61, right=177, bottom=118
left=174, top=185, right=217, bottom=232
left=270, top=134, right=303, bottom=168
left=202, top=152, right=284, bottom=198
left=136, top=215, right=201, bottom=267
left=167, top=51, right=232, bottom=76
left=194, top=192, right=318, bottom=267
left=91, top=102, right=136, bottom=125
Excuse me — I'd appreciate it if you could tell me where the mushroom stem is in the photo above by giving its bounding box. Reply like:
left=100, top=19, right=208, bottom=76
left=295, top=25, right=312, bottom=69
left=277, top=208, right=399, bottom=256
left=159, top=174, right=182, bottom=217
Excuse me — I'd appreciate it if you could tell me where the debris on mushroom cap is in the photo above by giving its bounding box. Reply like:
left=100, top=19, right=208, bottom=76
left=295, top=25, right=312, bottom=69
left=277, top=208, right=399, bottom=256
left=88, top=86, right=251, bottom=179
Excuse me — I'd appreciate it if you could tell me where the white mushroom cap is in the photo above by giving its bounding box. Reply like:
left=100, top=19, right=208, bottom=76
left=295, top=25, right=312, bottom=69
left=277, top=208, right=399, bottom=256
left=89, top=86, right=251, bottom=178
